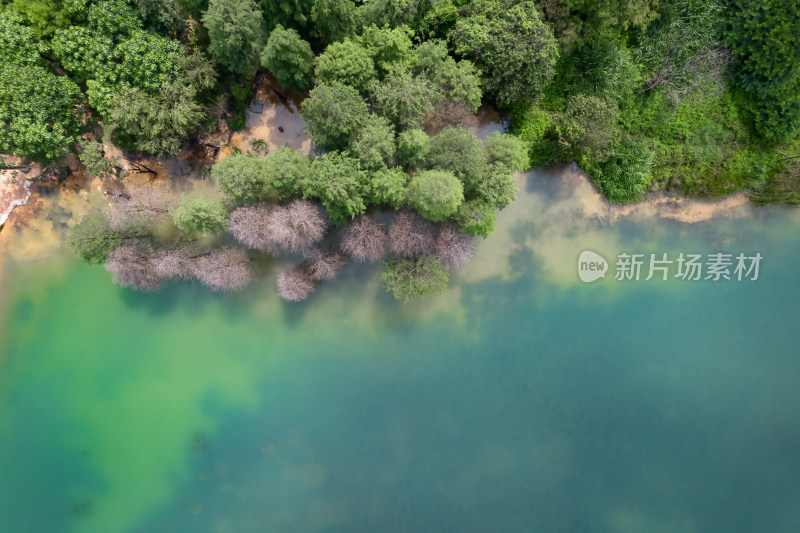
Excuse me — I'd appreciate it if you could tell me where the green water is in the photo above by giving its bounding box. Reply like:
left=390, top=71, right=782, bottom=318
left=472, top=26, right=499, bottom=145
left=2, top=169, right=800, bottom=533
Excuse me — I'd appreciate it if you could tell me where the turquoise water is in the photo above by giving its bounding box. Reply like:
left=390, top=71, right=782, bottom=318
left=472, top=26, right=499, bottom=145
left=1, top=169, right=800, bottom=532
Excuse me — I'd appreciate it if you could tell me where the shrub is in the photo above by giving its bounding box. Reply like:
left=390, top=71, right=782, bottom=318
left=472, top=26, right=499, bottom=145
left=382, top=254, right=450, bottom=302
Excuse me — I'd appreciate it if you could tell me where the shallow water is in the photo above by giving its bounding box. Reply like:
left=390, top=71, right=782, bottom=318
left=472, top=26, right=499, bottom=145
left=1, top=160, right=799, bottom=532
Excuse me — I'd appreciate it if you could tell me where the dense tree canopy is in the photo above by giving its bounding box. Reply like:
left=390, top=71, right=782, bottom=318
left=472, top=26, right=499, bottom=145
left=426, top=127, right=485, bottom=191
left=301, top=82, right=371, bottom=150
left=382, top=254, right=449, bottom=302
left=304, top=152, right=369, bottom=225
left=203, top=0, right=265, bottom=75
left=170, top=196, right=230, bottom=235
left=315, top=39, right=376, bottom=93
left=407, top=170, right=464, bottom=222
left=261, top=25, right=314, bottom=93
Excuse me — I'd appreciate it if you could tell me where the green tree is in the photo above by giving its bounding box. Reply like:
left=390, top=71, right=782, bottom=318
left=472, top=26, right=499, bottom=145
left=407, top=170, right=464, bottom=221
left=560, top=0, right=660, bottom=32
left=170, top=196, right=229, bottom=235
left=382, top=254, right=450, bottom=302
left=555, top=95, right=619, bottom=160
left=304, top=152, right=369, bottom=225
left=454, top=200, right=496, bottom=237
left=565, top=40, right=640, bottom=102
left=67, top=211, right=148, bottom=265
left=315, top=39, right=376, bottom=93
left=451, top=0, right=558, bottom=106
left=210, top=152, right=274, bottom=204
left=261, top=25, right=314, bottom=93
left=87, top=0, right=142, bottom=35
left=371, top=70, right=435, bottom=128
left=0, top=11, right=40, bottom=66
left=264, top=146, right=311, bottom=200
left=416, top=41, right=482, bottom=111
left=79, top=141, right=117, bottom=179
left=593, top=138, right=655, bottom=203
left=116, top=29, right=183, bottom=93
left=356, top=25, right=416, bottom=74
left=52, top=27, right=117, bottom=85
left=367, top=167, right=407, bottom=209
left=473, top=162, right=517, bottom=209
left=109, top=80, right=204, bottom=156
left=484, top=132, right=528, bottom=171
left=0, top=64, right=82, bottom=160
left=260, top=0, right=314, bottom=32
left=726, top=0, right=800, bottom=142
left=301, top=82, right=370, bottom=149
left=10, top=0, right=73, bottom=38
left=349, top=114, right=396, bottom=171
left=359, top=0, right=420, bottom=28
left=397, top=128, right=430, bottom=168
left=203, top=0, right=265, bottom=75
left=426, top=127, right=485, bottom=190
left=311, top=0, right=358, bottom=43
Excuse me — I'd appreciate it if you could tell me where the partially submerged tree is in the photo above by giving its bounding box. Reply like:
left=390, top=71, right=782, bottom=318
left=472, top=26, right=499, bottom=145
left=433, top=226, right=474, bottom=269
left=366, top=167, right=407, bottom=209
left=170, top=196, right=229, bottom=236
left=382, top=254, right=450, bottom=302
left=304, top=152, right=369, bottom=225
left=454, top=200, right=497, bottom=238
left=389, top=211, right=436, bottom=258
left=484, top=133, right=529, bottom=172
left=406, top=170, right=464, bottom=222
left=193, top=247, right=252, bottom=291
left=79, top=141, right=118, bottom=180
left=105, top=244, right=162, bottom=291
left=341, top=215, right=388, bottom=262
left=267, top=199, right=329, bottom=254
left=228, top=204, right=274, bottom=251
left=277, top=267, right=316, bottom=301
left=308, top=249, right=346, bottom=281
left=210, top=153, right=273, bottom=205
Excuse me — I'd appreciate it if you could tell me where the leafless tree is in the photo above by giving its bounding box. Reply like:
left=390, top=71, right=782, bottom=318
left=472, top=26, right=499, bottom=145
left=389, top=211, right=436, bottom=258
left=341, top=215, right=388, bottom=262
left=434, top=226, right=474, bottom=269
left=426, top=101, right=479, bottom=134
left=151, top=248, right=194, bottom=280
left=106, top=183, right=175, bottom=230
left=229, top=205, right=274, bottom=251
left=643, top=46, right=732, bottom=103
left=277, top=267, right=316, bottom=301
left=104, top=245, right=162, bottom=291
left=267, top=199, right=329, bottom=255
left=307, top=250, right=346, bottom=281
left=192, top=248, right=252, bottom=291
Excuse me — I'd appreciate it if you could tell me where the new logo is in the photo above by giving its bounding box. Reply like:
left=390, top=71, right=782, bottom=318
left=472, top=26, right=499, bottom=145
left=578, top=250, right=608, bottom=283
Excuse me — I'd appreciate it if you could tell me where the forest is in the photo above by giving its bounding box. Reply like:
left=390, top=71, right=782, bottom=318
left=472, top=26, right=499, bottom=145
left=1, top=0, right=798, bottom=300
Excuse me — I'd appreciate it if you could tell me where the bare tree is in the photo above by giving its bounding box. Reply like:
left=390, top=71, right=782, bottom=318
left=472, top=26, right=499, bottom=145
left=308, top=250, right=346, bottom=281
left=151, top=248, right=194, bottom=280
left=104, top=245, right=162, bottom=291
left=341, top=215, right=388, bottom=262
left=192, top=248, right=252, bottom=291
left=426, top=101, right=479, bottom=134
left=228, top=205, right=274, bottom=251
left=267, top=199, right=329, bottom=255
left=277, top=267, right=316, bottom=301
left=389, top=211, right=435, bottom=258
left=434, top=226, right=474, bottom=269
left=106, top=183, right=175, bottom=229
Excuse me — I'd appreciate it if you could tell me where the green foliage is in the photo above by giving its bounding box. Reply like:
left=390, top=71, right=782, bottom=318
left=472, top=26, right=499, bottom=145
left=426, top=127, right=485, bottom=190
left=203, top=0, right=265, bottom=75
left=305, top=152, right=370, bottom=225
left=751, top=161, right=800, bottom=204
left=397, top=128, right=430, bottom=168
left=87, top=0, right=142, bottom=35
left=591, top=138, right=655, bottom=203
left=211, top=152, right=273, bottom=204
left=264, top=146, right=311, bottom=200
left=116, top=30, right=182, bottom=93
left=0, top=64, right=81, bottom=160
left=0, top=11, right=40, bottom=66
left=726, top=0, right=800, bottom=142
left=367, top=166, right=407, bottom=209
left=565, top=40, right=639, bottom=102
left=416, top=40, right=482, bottom=111
left=109, top=80, right=204, bottom=156
left=261, top=25, right=314, bottom=93
left=452, top=0, right=558, bottom=106
left=359, top=0, right=420, bottom=29
left=371, top=70, right=435, bottom=128
left=382, top=254, right=450, bottom=302
left=349, top=114, right=397, bottom=171
left=315, top=39, right=376, bottom=93
left=10, top=0, right=72, bottom=38
left=260, top=0, right=313, bottom=32
left=170, top=196, right=229, bottom=235
left=555, top=95, right=619, bottom=161
left=407, top=169, right=464, bottom=221
left=311, top=0, right=358, bottom=43
left=484, top=132, right=528, bottom=171
left=473, top=162, right=518, bottom=209
left=79, top=141, right=117, bottom=179
left=52, top=27, right=116, bottom=85
left=453, top=199, right=496, bottom=238
left=301, top=82, right=370, bottom=150
left=67, top=212, right=124, bottom=264
left=356, top=25, right=416, bottom=75
left=560, top=0, right=661, bottom=32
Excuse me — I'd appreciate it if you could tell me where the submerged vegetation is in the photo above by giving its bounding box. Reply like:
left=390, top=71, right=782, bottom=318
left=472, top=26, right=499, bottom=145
left=0, top=0, right=796, bottom=300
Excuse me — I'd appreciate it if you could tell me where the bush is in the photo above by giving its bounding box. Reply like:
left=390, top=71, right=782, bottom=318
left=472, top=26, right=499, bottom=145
left=592, top=138, right=655, bottom=203
left=397, top=129, right=430, bottom=168
left=454, top=200, right=497, bottom=238
left=406, top=170, right=464, bottom=222
left=382, top=255, right=450, bottom=302
left=426, top=127, right=485, bottom=191
left=170, top=196, right=229, bottom=235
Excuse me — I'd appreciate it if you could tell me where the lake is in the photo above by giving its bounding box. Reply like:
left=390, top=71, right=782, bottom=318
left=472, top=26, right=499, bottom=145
left=1, top=164, right=799, bottom=533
